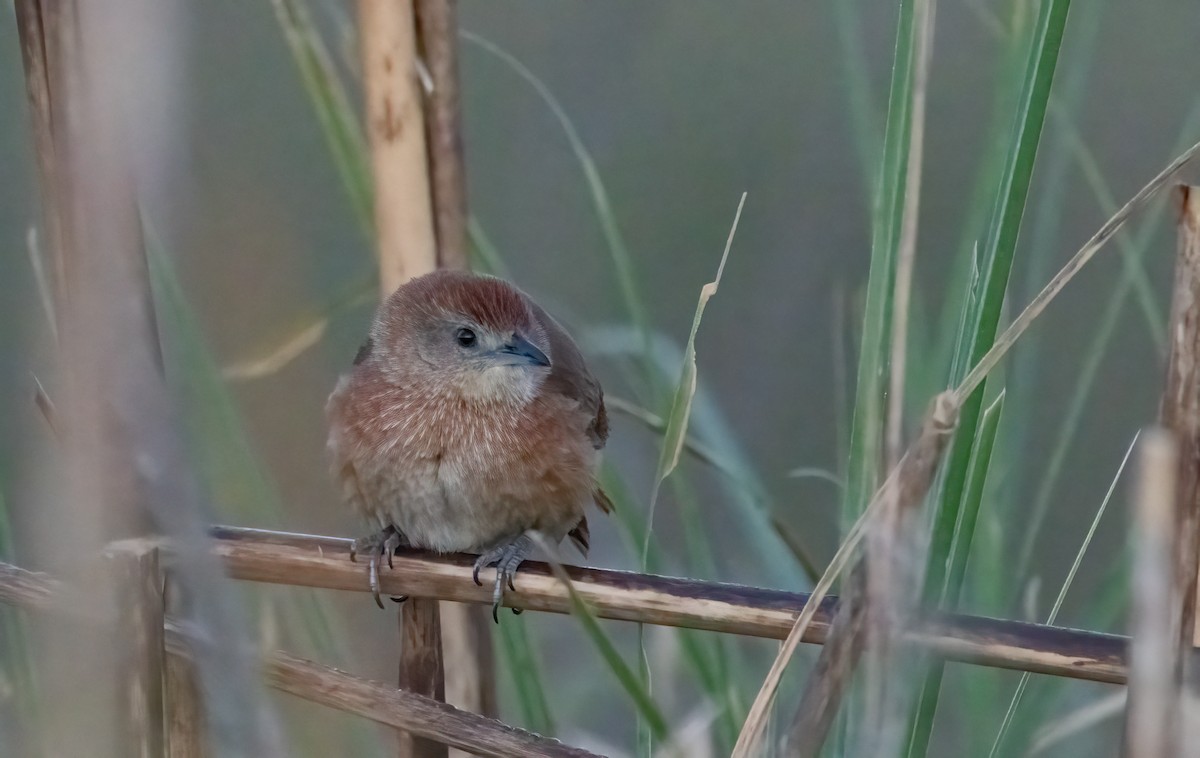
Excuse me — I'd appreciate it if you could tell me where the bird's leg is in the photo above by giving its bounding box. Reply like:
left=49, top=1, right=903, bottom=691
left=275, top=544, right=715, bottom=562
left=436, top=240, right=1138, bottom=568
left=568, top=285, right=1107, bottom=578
left=472, top=534, right=534, bottom=623
left=350, top=524, right=408, bottom=609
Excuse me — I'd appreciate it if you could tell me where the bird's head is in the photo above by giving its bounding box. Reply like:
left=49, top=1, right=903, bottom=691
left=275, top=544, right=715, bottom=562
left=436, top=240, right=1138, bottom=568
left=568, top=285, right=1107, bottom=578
left=369, top=271, right=553, bottom=404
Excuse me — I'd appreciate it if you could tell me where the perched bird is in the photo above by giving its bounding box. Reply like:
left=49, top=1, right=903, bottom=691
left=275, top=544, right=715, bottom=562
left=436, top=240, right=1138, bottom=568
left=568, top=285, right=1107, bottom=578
left=326, top=270, right=611, bottom=619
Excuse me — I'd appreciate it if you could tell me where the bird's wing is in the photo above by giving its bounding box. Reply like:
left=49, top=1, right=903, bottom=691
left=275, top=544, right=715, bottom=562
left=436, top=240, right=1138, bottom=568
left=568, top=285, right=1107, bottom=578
left=528, top=301, right=609, bottom=450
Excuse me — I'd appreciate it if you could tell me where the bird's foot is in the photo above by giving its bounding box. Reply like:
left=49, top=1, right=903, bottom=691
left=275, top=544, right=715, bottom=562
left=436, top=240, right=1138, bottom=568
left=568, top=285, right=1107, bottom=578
left=472, top=534, right=534, bottom=623
left=350, top=525, right=408, bottom=609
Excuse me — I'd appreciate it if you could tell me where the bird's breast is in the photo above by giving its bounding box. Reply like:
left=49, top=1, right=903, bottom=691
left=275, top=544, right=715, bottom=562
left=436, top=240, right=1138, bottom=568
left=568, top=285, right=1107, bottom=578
left=338, top=382, right=597, bottom=551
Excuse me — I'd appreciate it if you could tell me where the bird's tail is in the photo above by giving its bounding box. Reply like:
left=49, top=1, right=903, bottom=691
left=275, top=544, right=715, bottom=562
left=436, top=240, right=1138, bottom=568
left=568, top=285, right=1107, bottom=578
left=592, top=486, right=614, bottom=514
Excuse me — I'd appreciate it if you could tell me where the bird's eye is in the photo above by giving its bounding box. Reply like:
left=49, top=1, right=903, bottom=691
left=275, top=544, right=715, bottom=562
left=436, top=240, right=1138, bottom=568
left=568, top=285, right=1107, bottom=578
left=455, top=327, right=477, bottom=347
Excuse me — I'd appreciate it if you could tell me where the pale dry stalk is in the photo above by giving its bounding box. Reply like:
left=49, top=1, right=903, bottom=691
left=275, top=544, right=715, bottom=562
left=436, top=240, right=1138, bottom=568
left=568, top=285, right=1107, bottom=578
left=360, top=0, right=438, bottom=295
left=1123, top=429, right=1180, bottom=758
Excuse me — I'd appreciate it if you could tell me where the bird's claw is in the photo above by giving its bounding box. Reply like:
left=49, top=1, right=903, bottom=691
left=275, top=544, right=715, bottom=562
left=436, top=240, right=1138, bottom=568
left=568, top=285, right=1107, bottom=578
left=472, top=535, right=533, bottom=624
left=350, top=525, right=408, bottom=609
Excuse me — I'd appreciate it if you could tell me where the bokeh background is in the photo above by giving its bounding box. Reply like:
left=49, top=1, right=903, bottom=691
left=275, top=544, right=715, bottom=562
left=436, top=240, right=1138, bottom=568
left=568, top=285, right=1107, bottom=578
left=3, top=1, right=1200, bottom=755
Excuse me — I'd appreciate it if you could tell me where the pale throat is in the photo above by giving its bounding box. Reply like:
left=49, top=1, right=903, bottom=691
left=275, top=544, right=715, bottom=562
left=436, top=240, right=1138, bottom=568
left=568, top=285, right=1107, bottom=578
left=453, top=364, right=545, bottom=406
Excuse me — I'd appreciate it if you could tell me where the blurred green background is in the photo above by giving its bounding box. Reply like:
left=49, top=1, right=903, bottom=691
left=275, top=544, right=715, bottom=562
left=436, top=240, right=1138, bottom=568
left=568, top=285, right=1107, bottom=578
left=2, top=1, right=1200, bottom=755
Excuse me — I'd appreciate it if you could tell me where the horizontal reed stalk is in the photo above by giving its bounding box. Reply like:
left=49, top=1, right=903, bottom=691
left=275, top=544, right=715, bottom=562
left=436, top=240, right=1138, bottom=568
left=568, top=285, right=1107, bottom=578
left=205, top=526, right=1126, bottom=684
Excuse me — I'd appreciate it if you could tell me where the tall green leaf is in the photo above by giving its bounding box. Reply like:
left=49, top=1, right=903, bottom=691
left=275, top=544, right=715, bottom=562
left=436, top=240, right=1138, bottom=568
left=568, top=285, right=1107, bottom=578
left=908, top=1, right=1072, bottom=753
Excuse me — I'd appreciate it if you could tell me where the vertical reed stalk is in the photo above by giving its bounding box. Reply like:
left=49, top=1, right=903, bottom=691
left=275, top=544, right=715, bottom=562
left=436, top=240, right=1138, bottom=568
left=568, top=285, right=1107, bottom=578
left=1163, top=185, right=1200, bottom=653
left=16, top=1, right=286, bottom=754
left=1123, top=429, right=1179, bottom=758
left=360, top=0, right=438, bottom=295
left=416, top=0, right=469, bottom=271
left=358, top=2, right=447, bottom=755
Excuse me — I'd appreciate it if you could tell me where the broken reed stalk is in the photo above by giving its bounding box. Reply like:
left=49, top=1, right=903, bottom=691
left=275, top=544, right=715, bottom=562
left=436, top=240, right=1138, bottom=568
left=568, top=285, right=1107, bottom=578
left=107, top=543, right=166, bottom=758
left=0, top=566, right=597, bottom=758
left=1123, top=429, right=1179, bottom=758
left=165, top=647, right=207, bottom=758
left=735, top=138, right=1200, bottom=757
left=1163, top=185, right=1200, bottom=654
left=780, top=393, right=956, bottom=757
left=416, top=0, right=469, bottom=270
left=399, top=598, right=447, bottom=758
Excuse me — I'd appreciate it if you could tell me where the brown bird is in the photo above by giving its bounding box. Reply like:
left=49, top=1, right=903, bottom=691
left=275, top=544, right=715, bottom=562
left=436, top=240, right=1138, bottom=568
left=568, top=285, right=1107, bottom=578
left=326, top=270, right=611, bottom=619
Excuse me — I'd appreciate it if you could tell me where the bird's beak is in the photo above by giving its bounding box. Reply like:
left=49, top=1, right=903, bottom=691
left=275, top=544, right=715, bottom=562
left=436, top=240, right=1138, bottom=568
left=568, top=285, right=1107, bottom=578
left=494, top=333, right=551, bottom=368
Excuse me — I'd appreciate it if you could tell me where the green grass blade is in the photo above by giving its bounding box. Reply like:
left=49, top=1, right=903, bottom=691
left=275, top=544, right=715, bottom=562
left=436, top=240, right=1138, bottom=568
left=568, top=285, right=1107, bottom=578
left=833, top=0, right=882, bottom=200
left=536, top=539, right=670, bottom=741
left=497, top=614, right=556, bottom=735
left=460, top=31, right=649, bottom=355
left=842, top=0, right=912, bottom=526
left=467, top=215, right=512, bottom=278
left=269, top=0, right=373, bottom=237
left=923, top=0, right=1069, bottom=641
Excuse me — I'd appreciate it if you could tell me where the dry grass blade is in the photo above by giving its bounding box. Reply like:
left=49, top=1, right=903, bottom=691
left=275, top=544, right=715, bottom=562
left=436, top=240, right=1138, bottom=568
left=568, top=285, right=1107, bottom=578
left=222, top=317, right=329, bottom=380
left=1123, top=428, right=1180, bottom=758
left=642, top=192, right=745, bottom=564
left=733, top=392, right=957, bottom=757
left=1028, top=692, right=1125, bottom=756
left=956, top=138, right=1200, bottom=401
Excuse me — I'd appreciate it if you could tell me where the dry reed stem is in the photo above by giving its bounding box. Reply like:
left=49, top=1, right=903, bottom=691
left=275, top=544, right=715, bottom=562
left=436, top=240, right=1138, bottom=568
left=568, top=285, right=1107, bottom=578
left=416, top=0, right=469, bottom=270
left=1164, top=186, right=1200, bottom=652
left=398, top=598, right=448, bottom=758
left=106, top=541, right=166, bottom=758
left=360, top=0, right=438, bottom=294
left=165, top=649, right=206, bottom=758
left=1124, top=429, right=1180, bottom=758
left=198, top=526, right=1126, bottom=682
